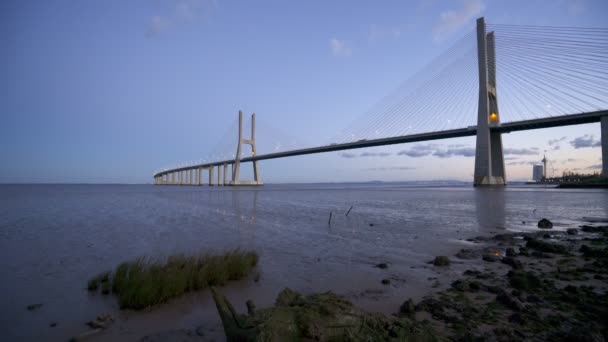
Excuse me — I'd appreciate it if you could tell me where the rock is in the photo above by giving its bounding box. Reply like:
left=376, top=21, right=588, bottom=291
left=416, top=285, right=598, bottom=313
left=86, top=314, right=114, bottom=330
left=526, top=239, right=567, bottom=254
left=508, top=271, right=542, bottom=291
left=580, top=225, right=608, bottom=233
left=542, top=233, right=551, bottom=239
left=369, top=223, right=375, bottom=227
left=433, top=256, right=450, bottom=266
left=496, top=293, right=524, bottom=311
left=399, top=298, right=416, bottom=316
left=253, top=272, right=261, bottom=282
left=26, top=303, right=43, bottom=311
left=455, top=249, right=479, bottom=260
left=506, top=248, right=517, bottom=257
left=195, top=326, right=206, bottom=336
left=567, top=228, right=578, bottom=235
left=375, top=263, right=388, bottom=269
left=509, top=313, right=525, bottom=325
left=49, top=322, right=57, bottom=327
left=275, top=288, right=302, bottom=307
left=246, top=300, right=256, bottom=315
left=483, top=253, right=501, bottom=262
left=211, top=287, right=439, bottom=341
left=501, top=257, right=523, bottom=270
left=381, top=279, right=391, bottom=285
left=463, top=269, right=481, bottom=276
left=451, top=280, right=481, bottom=292
left=538, top=218, right=553, bottom=229
left=526, top=294, right=542, bottom=303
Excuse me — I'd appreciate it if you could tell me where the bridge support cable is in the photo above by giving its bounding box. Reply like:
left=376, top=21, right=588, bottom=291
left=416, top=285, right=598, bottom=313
left=488, top=23, right=608, bottom=122
left=333, top=31, right=477, bottom=143
left=330, top=30, right=479, bottom=145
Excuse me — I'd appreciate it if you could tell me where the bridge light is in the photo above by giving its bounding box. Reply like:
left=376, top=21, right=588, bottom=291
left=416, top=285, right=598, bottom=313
left=490, top=112, right=498, bottom=122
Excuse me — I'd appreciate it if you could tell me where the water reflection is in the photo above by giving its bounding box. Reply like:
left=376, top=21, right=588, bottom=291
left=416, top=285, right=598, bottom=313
left=474, top=187, right=506, bottom=231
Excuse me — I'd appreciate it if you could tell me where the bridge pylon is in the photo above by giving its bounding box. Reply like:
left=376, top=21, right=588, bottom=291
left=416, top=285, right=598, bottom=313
left=230, top=111, right=263, bottom=186
left=474, top=17, right=506, bottom=186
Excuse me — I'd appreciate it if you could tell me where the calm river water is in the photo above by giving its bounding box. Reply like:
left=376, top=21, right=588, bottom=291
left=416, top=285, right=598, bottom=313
left=1, top=183, right=607, bottom=341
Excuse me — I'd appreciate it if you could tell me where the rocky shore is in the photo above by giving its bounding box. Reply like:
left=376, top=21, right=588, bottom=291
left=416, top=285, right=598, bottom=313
left=78, top=221, right=608, bottom=341
left=200, top=221, right=608, bottom=341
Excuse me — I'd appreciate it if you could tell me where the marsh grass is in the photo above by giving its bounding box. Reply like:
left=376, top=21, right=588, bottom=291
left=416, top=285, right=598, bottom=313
left=88, top=249, right=258, bottom=310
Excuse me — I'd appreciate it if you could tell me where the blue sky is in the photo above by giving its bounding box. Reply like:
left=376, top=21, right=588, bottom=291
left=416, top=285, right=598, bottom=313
left=1, top=0, right=606, bottom=183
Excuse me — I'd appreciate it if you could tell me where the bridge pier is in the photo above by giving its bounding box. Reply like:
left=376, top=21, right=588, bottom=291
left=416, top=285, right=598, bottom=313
left=231, top=111, right=263, bottom=186
left=603, top=116, right=608, bottom=177
left=474, top=18, right=506, bottom=186
left=223, top=163, right=229, bottom=185
left=209, top=166, right=215, bottom=186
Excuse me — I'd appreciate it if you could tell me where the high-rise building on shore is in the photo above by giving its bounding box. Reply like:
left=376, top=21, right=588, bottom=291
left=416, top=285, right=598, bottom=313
left=532, top=164, right=544, bottom=181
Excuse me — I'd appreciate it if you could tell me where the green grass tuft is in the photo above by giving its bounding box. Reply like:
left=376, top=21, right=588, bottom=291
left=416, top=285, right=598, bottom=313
left=94, top=249, right=258, bottom=310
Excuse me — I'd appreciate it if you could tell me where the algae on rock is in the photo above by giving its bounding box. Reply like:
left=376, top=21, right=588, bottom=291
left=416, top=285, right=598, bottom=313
left=211, top=287, right=441, bottom=342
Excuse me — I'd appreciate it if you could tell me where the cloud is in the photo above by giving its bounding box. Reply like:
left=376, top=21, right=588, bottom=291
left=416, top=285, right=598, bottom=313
left=552, top=145, right=561, bottom=150
left=433, top=0, right=484, bottom=42
left=568, top=0, right=587, bottom=16
left=398, top=143, right=474, bottom=158
left=340, top=151, right=392, bottom=158
left=586, top=164, right=602, bottom=169
left=147, top=15, right=170, bottom=37
left=146, top=0, right=216, bottom=37
left=360, top=152, right=391, bottom=157
left=560, top=158, right=580, bottom=164
left=330, top=38, right=352, bottom=57
left=507, top=160, right=538, bottom=166
left=433, top=147, right=475, bottom=158
left=504, top=148, right=539, bottom=156
left=548, top=136, right=567, bottom=145
left=363, top=166, right=416, bottom=171
left=398, top=143, right=438, bottom=157
left=340, top=152, right=357, bottom=158
left=504, top=156, right=518, bottom=161
left=368, top=24, right=401, bottom=43
left=570, top=134, right=601, bottom=148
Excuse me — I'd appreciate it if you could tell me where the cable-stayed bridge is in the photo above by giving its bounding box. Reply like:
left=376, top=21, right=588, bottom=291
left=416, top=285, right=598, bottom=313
left=153, top=17, right=608, bottom=186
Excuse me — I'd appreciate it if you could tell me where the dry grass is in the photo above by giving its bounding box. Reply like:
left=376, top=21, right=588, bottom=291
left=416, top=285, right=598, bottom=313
left=88, top=249, right=259, bottom=310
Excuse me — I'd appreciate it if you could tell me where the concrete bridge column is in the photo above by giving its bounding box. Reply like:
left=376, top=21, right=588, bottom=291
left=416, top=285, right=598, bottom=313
left=217, top=166, right=222, bottom=186
left=223, top=163, right=229, bottom=185
left=473, top=17, right=506, bottom=186
left=602, top=116, right=608, bottom=177
left=209, top=166, right=215, bottom=186
left=198, top=168, right=202, bottom=185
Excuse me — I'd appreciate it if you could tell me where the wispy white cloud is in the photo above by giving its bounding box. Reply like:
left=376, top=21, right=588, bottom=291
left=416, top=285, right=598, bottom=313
left=340, top=152, right=357, bottom=158
left=368, top=24, right=401, bottom=43
left=146, top=0, right=217, bottom=38
left=504, top=148, right=539, bottom=156
left=548, top=136, right=567, bottom=145
left=433, top=0, right=484, bottom=42
left=147, top=15, right=170, bottom=37
left=568, top=0, right=587, bottom=16
left=363, top=166, right=416, bottom=171
left=398, top=143, right=474, bottom=158
left=570, top=134, right=601, bottom=148
left=329, top=38, right=352, bottom=57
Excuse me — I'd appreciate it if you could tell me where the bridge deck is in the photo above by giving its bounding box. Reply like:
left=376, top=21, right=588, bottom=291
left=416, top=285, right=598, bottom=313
left=154, top=110, right=607, bottom=178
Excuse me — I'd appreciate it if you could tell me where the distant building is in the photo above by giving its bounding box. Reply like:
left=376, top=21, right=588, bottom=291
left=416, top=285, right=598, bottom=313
left=532, top=164, right=544, bottom=181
